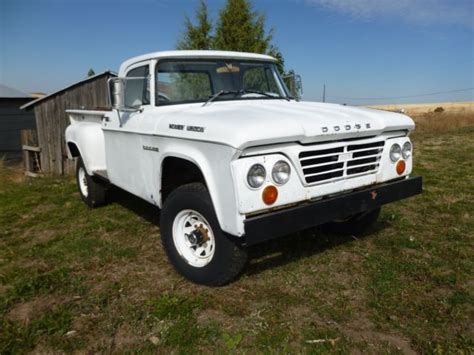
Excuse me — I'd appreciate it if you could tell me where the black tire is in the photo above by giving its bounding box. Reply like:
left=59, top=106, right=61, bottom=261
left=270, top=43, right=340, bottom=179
left=76, top=157, right=107, bottom=208
left=160, top=183, right=247, bottom=286
left=322, top=207, right=381, bottom=236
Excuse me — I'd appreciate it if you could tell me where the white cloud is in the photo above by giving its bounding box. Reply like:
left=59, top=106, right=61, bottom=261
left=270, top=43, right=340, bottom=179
left=305, top=0, right=474, bottom=28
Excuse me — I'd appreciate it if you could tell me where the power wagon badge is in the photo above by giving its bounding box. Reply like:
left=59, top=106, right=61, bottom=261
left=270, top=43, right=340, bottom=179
left=169, top=123, right=205, bottom=133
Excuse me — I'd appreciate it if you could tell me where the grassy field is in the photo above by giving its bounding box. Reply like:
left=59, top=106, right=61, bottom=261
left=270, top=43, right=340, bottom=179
left=368, top=101, right=474, bottom=117
left=1, top=113, right=473, bottom=353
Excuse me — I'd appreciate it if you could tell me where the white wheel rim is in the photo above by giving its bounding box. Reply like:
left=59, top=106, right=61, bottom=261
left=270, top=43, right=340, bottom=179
left=78, top=167, right=88, bottom=197
left=172, top=209, right=215, bottom=268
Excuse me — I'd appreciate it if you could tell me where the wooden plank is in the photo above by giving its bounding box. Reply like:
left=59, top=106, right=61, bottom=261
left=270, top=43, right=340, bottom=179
left=23, top=149, right=31, bottom=173
left=22, top=145, right=41, bottom=152
left=20, top=129, right=39, bottom=146
left=25, top=171, right=42, bottom=178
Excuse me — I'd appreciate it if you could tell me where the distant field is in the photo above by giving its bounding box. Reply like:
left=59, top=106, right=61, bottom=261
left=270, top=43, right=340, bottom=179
left=369, top=102, right=474, bottom=133
left=0, top=113, right=473, bottom=353
left=368, top=101, right=474, bottom=116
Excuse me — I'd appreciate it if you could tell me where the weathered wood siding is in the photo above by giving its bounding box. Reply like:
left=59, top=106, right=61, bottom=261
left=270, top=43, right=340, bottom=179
left=0, top=98, right=36, bottom=157
left=33, top=74, right=113, bottom=175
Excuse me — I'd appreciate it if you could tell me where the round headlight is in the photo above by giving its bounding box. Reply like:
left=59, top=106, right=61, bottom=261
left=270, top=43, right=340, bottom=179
left=402, top=142, right=412, bottom=159
left=247, top=164, right=266, bottom=188
left=390, top=144, right=402, bottom=162
left=272, top=160, right=291, bottom=185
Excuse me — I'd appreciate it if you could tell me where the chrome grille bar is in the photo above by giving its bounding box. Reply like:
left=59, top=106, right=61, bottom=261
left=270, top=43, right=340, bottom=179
left=298, top=141, right=385, bottom=184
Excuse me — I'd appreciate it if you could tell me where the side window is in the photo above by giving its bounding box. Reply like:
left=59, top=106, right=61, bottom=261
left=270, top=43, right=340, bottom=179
left=125, top=65, right=150, bottom=108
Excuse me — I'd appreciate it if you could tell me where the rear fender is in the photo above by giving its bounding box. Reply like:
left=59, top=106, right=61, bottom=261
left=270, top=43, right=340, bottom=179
left=65, top=122, right=106, bottom=175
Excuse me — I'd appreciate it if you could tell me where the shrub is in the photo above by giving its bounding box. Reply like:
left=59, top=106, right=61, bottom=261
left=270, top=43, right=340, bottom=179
left=434, top=107, right=445, bottom=113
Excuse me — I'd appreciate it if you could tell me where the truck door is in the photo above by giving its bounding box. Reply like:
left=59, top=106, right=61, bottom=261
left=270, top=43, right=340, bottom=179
left=102, top=63, right=157, bottom=202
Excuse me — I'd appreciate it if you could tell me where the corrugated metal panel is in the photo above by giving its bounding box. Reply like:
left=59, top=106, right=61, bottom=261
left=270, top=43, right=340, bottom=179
left=0, top=99, right=36, bottom=152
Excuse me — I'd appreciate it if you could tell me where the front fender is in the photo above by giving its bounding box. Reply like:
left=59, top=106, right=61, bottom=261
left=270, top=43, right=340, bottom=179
left=157, top=139, right=245, bottom=237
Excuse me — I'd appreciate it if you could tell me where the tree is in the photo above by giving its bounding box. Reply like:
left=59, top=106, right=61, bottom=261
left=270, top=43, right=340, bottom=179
left=177, top=0, right=213, bottom=50
left=213, top=0, right=272, bottom=54
left=177, top=0, right=285, bottom=71
left=87, top=68, right=95, bottom=77
left=176, top=0, right=293, bottom=95
left=268, top=45, right=285, bottom=75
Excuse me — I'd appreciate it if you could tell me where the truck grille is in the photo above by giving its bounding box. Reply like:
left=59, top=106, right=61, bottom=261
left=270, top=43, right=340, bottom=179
left=299, top=141, right=385, bottom=184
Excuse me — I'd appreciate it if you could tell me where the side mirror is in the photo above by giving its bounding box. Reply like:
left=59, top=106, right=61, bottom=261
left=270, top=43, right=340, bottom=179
left=109, top=77, right=125, bottom=110
left=108, top=76, right=148, bottom=112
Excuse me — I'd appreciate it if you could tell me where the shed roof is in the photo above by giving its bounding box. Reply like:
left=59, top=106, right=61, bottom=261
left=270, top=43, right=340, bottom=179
left=21, top=71, right=116, bottom=110
left=0, top=84, right=32, bottom=99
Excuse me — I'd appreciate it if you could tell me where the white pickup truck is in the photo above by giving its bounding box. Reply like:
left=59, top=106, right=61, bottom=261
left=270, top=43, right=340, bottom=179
left=66, top=50, right=422, bottom=286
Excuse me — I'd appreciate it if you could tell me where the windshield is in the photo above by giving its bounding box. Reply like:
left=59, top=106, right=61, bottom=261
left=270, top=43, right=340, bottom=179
left=155, top=59, right=290, bottom=105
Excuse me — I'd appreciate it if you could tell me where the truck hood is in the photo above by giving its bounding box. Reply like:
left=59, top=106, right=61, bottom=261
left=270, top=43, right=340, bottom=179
left=153, top=100, right=415, bottom=150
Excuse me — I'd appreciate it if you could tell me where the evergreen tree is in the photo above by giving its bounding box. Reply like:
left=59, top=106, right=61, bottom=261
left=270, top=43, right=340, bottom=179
left=177, top=0, right=213, bottom=50
left=268, top=45, right=285, bottom=75
left=176, top=0, right=295, bottom=95
left=87, top=68, right=95, bottom=77
left=213, top=0, right=271, bottom=54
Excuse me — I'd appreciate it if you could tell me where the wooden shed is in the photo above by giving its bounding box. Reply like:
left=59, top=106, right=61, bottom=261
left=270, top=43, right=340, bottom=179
left=21, top=71, right=116, bottom=175
left=0, top=85, right=36, bottom=159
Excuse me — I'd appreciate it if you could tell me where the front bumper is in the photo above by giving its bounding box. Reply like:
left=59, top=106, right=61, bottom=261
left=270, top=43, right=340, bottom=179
left=243, top=176, right=422, bottom=245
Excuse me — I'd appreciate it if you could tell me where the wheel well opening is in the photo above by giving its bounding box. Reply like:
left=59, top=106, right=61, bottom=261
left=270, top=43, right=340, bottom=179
left=67, top=142, right=80, bottom=158
left=161, top=157, right=206, bottom=203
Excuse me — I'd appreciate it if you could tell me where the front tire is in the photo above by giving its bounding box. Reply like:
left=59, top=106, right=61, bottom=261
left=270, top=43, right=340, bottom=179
left=160, top=183, right=247, bottom=286
left=76, top=157, right=107, bottom=208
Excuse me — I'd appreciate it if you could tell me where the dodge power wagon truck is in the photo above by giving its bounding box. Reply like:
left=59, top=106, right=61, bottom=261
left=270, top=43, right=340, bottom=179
left=66, top=50, right=422, bottom=286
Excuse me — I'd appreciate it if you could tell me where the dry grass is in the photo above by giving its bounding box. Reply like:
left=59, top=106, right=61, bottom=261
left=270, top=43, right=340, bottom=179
left=0, top=158, right=25, bottom=184
left=369, top=101, right=474, bottom=116
left=412, top=112, right=474, bottom=132
left=368, top=101, right=474, bottom=132
left=0, top=121, right=473, bottom=353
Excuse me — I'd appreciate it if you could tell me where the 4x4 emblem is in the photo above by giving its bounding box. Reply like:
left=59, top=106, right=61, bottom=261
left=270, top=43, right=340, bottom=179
left=339, top=153, right=352, bottom=162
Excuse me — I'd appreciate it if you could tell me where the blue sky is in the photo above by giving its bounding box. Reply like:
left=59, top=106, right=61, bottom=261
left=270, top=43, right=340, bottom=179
left=1, top=0, right=473, bottom=105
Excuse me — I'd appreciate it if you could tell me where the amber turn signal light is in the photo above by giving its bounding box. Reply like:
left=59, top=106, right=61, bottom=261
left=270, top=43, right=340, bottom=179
left=262, top=185, right=278, bottom=205
left=396, top=160, right=406, bottom=175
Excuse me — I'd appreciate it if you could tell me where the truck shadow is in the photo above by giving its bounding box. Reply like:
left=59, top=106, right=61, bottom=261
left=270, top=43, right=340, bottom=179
left=108, top=187, right=161, bottom=225
left=244, top=222, right=389, bottom=277
left=107, top=187, right=390, bottom=277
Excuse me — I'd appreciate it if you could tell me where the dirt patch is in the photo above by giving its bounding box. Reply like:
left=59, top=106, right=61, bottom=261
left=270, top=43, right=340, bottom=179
left=287, top=304, right=328, bottom=327
left=343, top=328, right=416, bottom=354
left=20, top=228, right=57, bottom=248
left=111, top=323, right=141, bottom=351
left=340, top=315, right=416, bottom=354
left=6, top=295, right=65, bottom=324
left=196, top=308, right=231, bottom=327
left=0, top=284, right=12, bottom=295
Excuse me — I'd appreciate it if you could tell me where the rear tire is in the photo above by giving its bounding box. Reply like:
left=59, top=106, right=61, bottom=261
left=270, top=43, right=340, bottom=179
left=160, top=183, right=247, bottom=286
left=76, top=157, right=107, bottom=208
left=322, top=207, right=381, bottom=235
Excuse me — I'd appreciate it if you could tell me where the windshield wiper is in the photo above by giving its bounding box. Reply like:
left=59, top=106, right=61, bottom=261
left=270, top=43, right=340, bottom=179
left=202, top=89, right=289, bottom=107
left=240, top=89, right=290, bottom=101
left=202, top=90, right=240, bottom=107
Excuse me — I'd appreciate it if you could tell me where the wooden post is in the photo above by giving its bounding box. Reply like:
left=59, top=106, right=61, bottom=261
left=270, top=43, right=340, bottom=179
left=21, top=129, right=42, bottom=177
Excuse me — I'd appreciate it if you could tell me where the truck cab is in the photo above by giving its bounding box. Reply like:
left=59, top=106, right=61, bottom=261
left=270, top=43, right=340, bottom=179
left=66, top=50, right=422, bottom=286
